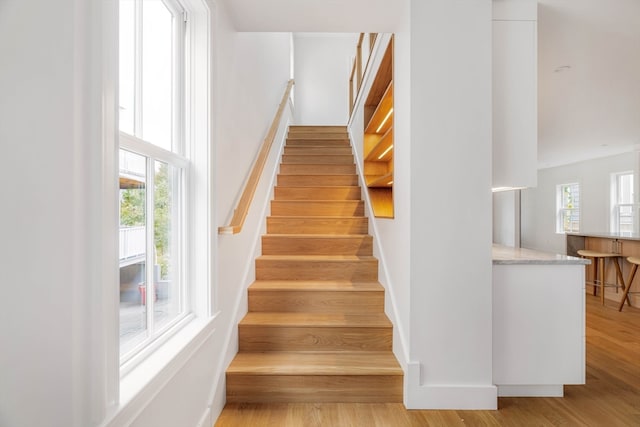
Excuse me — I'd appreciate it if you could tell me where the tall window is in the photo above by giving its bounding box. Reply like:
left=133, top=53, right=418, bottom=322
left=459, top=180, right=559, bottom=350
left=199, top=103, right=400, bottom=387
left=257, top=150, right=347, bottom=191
left=557, top=183, right=580, bottom=233
left=611, top=172, right=634, bottom=233
left=119, top=0, right=189, bottom=363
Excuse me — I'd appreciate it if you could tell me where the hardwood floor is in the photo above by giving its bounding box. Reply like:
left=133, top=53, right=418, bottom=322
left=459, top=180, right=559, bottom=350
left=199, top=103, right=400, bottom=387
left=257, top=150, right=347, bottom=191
left=216, top=296, right=640, bottom=426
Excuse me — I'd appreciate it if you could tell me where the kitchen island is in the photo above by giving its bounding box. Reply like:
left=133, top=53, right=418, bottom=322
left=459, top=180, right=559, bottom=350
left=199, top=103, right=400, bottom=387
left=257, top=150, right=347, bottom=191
left=567, top=232, right=640, bottom=306
left=492, top=244, right=589, bottom=397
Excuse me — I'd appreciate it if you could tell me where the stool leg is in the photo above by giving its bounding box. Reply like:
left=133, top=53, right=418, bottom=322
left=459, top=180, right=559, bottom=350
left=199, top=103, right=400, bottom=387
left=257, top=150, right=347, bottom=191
left=618, top=264, right=638, bottom=312
left=600, top=257, right=606, bottom=305
left=593, top=258, right=598, bottom=296
left=613, top=258, right=631, bottom=307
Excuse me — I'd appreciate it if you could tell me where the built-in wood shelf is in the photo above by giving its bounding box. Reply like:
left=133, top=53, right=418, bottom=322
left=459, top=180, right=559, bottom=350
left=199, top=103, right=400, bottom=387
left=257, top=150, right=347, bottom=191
left=362, top=37, right=394, bottom=218
left=366, top=172, right=394, bottom=188
left=365, top=127, right=393, bottom=162
left=364, top=82, right=393, bottom=135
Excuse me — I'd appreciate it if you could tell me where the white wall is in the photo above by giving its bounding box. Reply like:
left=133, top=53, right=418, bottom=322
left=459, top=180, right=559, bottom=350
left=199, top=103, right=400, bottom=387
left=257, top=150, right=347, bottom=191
left=493, top=190, right=521, bottom=247
left=0, top=0, right=292, bottom=425
left=349, top=31, right=412, bottom=405
left=0, top=0, right=115, bottom=425
left=406, top=0, right=495, bottom=409
left=521, top=152, right=639, bottom=254
left=349, top=0, right=495, bottom=410
left=293, top=33, right=358, bottom=125
left=216, top=31, right=292, bottom=217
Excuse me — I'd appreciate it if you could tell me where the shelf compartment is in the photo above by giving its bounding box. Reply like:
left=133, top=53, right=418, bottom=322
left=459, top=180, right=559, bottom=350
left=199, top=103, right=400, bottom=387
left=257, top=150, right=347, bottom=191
left=364, top=81, right=394, bottom=135
left=366, top=172, right=394, bottom=188
left=365, top=128, right=393, bottom=162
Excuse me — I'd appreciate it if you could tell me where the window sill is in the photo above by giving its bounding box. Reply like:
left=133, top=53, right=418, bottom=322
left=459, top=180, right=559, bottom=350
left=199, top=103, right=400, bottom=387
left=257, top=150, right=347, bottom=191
left=102, top=313, right=218, bottom=427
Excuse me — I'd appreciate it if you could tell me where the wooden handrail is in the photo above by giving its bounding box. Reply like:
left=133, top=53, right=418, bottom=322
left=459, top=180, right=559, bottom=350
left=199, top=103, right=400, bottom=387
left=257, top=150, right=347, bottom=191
left=218, top=79, right=295, bottom=235
left=349, top=33, right=380, bottom=115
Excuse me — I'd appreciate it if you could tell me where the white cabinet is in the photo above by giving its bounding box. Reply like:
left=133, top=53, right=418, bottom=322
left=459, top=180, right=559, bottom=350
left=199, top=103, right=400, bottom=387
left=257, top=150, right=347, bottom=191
left=493, top=263, right=585, bottom=396
left=492, top=1, right=537, bottom=189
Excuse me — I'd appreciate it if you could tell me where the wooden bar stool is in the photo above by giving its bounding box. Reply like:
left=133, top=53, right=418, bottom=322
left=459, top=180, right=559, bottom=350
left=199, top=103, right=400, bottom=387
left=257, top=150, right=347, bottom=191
left=577, top=249, right=627, bottom=305
left=618, top=257, right=640, bottom=311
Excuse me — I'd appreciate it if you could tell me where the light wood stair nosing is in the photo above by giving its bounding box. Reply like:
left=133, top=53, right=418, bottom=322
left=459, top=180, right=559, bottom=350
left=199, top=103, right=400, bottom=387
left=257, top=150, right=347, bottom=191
left=239, top=312, right=392, bottom=327
left=249, top=280, right=384, bottom=291
left=227, top=351, right=402, bottom=376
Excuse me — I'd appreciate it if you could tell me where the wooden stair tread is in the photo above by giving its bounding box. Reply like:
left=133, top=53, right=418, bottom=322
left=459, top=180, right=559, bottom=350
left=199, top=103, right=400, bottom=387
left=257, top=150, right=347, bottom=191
left=240, top=312, right=392, bottom=327
left=258, top=255, right=376, bottom=261
left=263, top=233, right=370, bottom=238
left=266, top=216, right=369, bottom=235
left=262, top=234, right=373, bottom=256
left=275, top=186, right=360, bottom=190
left=282, top=155, right=354, bottom=163
left=274, top=186, right=362, bottom=201
left=268, top=215, right=367, bottom=220
left=271, top=200, right=365, bottom=217
left=249, top=280, right=383, bottom=292
left=279, top=164, right=356, bottom=175
left=227, top=352, right=402, bottom=376
left=277, top=175, right=359, bottom=187
left=289, top=125, right=347, bottom=130
left=284, top=146, right=352, bottom=153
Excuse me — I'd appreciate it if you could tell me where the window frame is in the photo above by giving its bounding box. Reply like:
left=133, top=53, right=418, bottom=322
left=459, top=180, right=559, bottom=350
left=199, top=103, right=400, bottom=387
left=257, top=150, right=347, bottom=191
left=118, top=0, right=193, bottom=370
left=611, top=171, right=635, bottom=234
left=556, top=182, right=580, bottom=234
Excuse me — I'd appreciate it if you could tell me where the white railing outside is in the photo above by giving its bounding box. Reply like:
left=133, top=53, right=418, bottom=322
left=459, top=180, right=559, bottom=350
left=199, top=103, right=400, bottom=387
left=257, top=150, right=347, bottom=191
left=120, top=226, right=145, bottom=260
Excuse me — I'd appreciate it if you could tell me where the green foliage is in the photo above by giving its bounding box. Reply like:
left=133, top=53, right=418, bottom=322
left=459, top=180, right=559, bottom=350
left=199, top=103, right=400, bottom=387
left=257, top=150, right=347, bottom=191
left=120, top=186, right=145, bottom=227
left=120, top=162, right=173, bottom=280
left=154, top=163, right=171, bottom=279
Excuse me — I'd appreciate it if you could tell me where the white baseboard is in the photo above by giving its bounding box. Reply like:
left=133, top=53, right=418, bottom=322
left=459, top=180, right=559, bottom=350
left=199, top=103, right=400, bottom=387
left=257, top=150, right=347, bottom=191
left=405, top=362, right=498, bottom=409
left=195, top=406, right=211, bottom=427
left=497, top=384, right=564, bottom=397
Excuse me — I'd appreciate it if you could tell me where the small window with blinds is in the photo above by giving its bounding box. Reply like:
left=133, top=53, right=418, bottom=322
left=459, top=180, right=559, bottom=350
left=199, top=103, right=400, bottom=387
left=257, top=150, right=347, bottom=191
left=557, top=183, right=580, bottom=233
left=611, top=172, right=635, bottom=233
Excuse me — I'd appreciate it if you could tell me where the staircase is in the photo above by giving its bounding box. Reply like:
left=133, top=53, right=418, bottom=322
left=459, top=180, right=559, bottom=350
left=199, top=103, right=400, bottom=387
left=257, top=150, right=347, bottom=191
left=225, top=125, right=403, bottom=403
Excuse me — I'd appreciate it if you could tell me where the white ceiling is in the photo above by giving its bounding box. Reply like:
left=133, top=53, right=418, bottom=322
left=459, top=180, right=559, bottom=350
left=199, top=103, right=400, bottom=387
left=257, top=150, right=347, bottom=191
left=219, top=0, right=640, bottom=169
left=537, top=0, right=640, bottom=168
left=217, top=0, right=406, bottom=33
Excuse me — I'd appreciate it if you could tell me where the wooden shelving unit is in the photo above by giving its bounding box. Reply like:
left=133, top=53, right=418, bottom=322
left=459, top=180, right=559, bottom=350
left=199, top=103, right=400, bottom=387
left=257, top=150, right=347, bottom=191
left=363, top=38, right=394, bottom=218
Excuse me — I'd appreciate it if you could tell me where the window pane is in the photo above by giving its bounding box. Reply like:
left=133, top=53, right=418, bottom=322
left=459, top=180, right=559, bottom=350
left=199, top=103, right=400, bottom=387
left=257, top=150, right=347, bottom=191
left=153, top=161, right=182, bottom=330
left=562, top=184, right=579, bottom=209
left=141, top=0, right=173, bottom=151
left=618, top=174, right=634, bottom=204
left=119, top=150, right=148, bottom=355
left=619, top=205, right=634, bottom=233
left=562, top=209, right=580, bottom=233
left=119, top=0, right=135, bottom=135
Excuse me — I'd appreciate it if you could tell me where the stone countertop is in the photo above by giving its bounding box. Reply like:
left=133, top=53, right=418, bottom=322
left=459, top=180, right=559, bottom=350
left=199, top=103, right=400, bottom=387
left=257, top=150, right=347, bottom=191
left=566, top=232, right=640, bottom=241
left=492, top=244, right=590, bottom=265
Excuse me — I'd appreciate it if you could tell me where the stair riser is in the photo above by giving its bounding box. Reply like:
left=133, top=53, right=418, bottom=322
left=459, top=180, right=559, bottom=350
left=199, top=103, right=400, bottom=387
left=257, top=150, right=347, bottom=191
left=238, top=326, right=392, bottom=351
left=248, top=290, right=383, bottom=313
left=284, top=146, right=353, bottom=156
left=287, top=133, right=349, bottom=140
left=277, top=175, right=359, bottom=187
left=274, top=187, right=362, bottom=201
left=226, top=375, right=402, bottom=403
left=289, top=125, right=347, bottom=133
left=271, top=201, right=364, bottom=217
left=282, top=155, right=354, bottom=165
left=279, top=164, right=356, bottom=175
left=266, top=217, right=368, bottom=234
left=286, top=139, right=351, bottom=147
left=262, top=235, right=372, bottom=256
left=256, top=259, right=378, bottom=281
